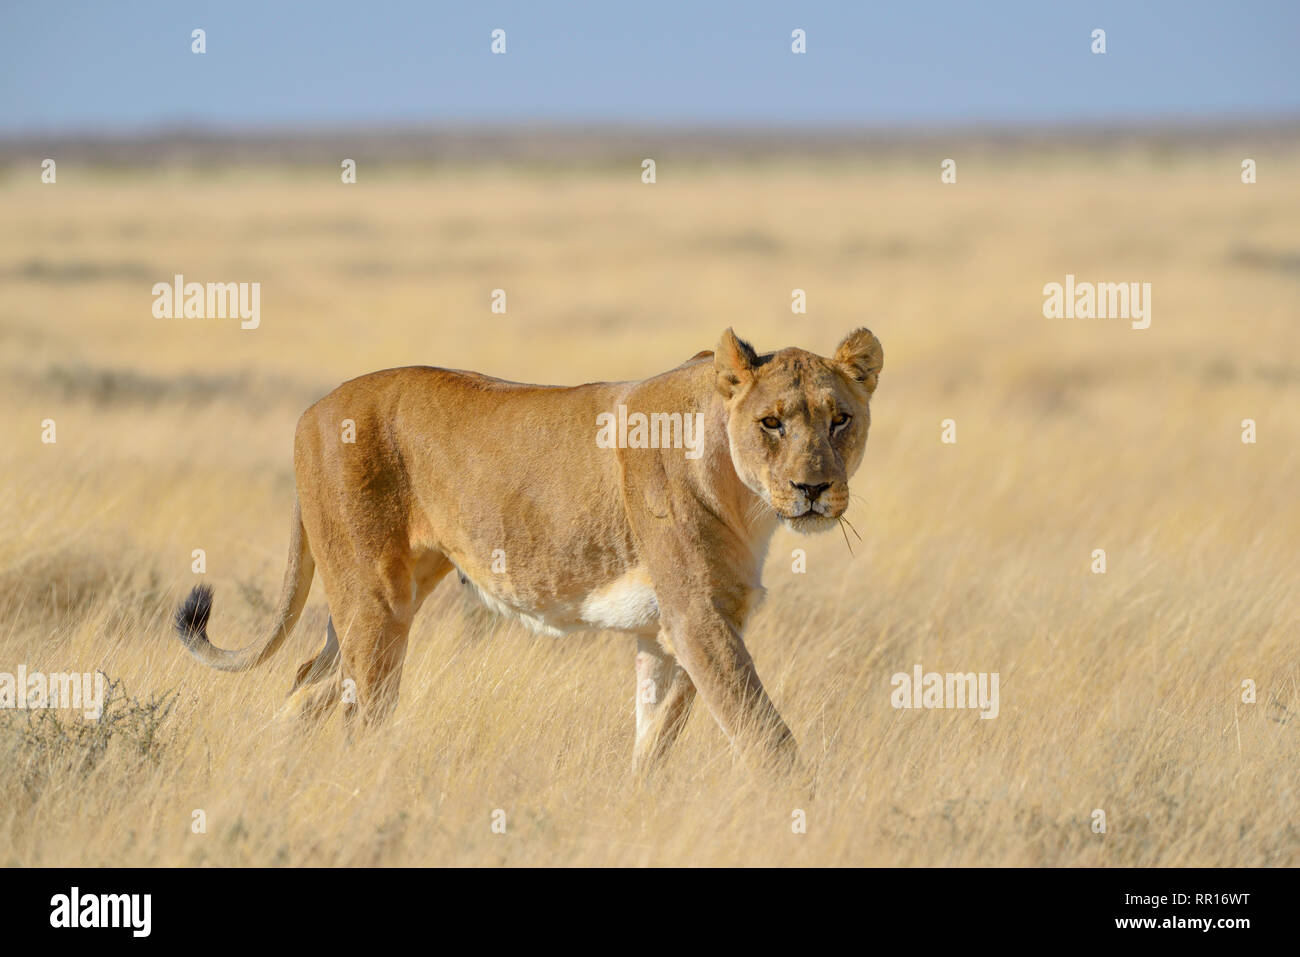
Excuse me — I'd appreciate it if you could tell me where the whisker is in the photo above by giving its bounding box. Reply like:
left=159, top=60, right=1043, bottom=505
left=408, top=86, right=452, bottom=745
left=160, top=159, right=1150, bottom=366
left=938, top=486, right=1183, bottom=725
left=837, top=518, right=854, bottom=557
left=840, top=515, right=863, bottom=541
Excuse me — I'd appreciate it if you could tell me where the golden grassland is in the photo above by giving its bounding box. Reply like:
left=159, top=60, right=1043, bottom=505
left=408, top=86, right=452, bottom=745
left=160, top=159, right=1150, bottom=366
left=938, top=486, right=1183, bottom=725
left=0, top=143, right=1297, bottom=866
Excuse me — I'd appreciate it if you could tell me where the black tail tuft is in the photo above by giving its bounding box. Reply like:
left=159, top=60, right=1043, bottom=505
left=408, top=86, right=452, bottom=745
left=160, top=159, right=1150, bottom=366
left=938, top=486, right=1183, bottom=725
left=174, top=583, right=214, bottom=644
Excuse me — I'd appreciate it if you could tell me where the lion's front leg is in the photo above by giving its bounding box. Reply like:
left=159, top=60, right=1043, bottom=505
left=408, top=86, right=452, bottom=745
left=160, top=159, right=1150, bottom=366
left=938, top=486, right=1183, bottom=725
left=632, top=634, right=696, bottom=776
left=662, top=603, right=800, bottom=773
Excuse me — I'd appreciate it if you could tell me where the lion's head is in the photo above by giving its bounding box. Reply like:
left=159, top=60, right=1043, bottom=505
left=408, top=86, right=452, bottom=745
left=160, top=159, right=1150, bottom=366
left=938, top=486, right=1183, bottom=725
left=714, top=327, right=883, bottom=534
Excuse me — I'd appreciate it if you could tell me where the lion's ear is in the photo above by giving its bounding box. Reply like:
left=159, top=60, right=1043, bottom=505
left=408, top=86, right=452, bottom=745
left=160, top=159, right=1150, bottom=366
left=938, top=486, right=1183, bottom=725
left=714, top=328, right=759, bottom=399
left=833, top=327, right=883, bottom=394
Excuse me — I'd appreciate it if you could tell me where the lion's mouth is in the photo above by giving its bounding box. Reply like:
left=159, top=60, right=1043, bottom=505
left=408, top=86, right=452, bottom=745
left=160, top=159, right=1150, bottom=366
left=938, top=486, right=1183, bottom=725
left=780, top=504, right=841, bottom=520
left=778, top=509, right=842, bottom=533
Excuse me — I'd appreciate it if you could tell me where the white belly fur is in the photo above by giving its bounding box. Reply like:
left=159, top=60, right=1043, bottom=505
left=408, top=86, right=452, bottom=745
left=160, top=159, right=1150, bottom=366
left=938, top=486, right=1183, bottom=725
left=460, top=566, right=660, bottom=637
left=579, top=567, right=660, bottom=633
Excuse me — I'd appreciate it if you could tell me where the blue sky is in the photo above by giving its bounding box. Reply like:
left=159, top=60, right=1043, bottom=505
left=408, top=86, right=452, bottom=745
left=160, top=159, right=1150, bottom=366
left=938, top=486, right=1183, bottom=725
left=2, top=1, right=1297, bottom=133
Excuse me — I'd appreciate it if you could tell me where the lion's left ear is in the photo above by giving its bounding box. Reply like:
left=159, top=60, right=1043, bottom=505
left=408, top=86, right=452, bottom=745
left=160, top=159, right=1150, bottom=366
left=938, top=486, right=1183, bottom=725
left=833, top=328, right=883, bottom=394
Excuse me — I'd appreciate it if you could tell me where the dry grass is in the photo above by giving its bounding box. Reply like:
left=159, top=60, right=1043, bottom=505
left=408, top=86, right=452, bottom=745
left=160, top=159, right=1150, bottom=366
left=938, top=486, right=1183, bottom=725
left=1, top=142, right=1298, bottom=866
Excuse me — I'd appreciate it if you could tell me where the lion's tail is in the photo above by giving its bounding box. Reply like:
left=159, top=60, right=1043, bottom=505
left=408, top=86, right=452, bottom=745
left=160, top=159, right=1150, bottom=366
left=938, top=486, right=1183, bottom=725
left=173, top=500, right=315, bottom=672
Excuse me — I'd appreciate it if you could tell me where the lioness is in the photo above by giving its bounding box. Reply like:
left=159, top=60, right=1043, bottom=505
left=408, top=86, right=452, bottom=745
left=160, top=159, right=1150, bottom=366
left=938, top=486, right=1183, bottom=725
left=175, top=328, right=883, bottom=774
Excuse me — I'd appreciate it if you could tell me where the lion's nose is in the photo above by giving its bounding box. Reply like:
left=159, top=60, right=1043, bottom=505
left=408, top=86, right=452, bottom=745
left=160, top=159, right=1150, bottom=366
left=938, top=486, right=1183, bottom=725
left=791, top=481, right=831, bottom=502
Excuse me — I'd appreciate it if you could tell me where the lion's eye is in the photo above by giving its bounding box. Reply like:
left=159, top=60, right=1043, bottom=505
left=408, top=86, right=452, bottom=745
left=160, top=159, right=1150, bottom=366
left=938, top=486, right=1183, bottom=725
left=760, top=416, right=782, bottom=432
left=831, top=412, right=851, bottom=433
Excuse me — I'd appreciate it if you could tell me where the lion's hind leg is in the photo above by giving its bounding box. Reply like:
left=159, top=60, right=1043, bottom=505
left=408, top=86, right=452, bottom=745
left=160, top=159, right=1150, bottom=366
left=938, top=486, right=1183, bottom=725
left=336, top=548, right=452, bottom=731
left=284, top=616, right=343, bottom=725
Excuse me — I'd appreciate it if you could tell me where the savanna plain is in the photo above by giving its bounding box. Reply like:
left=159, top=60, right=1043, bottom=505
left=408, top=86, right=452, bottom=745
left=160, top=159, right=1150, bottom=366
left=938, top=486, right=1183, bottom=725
left=1, top=136, right=1297, bottom=865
